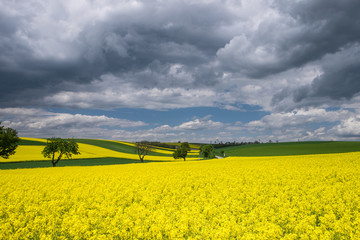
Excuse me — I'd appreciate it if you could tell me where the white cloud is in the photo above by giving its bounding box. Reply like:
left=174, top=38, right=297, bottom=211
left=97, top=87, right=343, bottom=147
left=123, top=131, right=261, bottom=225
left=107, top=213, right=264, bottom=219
left=0, top=108, right=147, bottom=138
left=175, top=117, right=224, bottom=131
left=246, top=108, right=350, bottom=130
left=2, top=107, right=359, bottom=142
left=331, top=115, right=360, bottom=138
left=147, top=117, right=225, bottom=133
left=0, top=108, right=227, bottom=142
left=44, top=87, right=219, bottom=110
left=42, top=73, right=238, bottom=110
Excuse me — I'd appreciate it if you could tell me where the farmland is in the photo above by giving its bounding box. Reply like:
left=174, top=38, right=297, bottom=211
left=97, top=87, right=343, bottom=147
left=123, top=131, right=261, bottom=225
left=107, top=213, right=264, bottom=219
left=1, top=140, right=360, bottom=239
left=1, top=138, right=360, bottom=169
left=0, top=138, right=200, bottom=169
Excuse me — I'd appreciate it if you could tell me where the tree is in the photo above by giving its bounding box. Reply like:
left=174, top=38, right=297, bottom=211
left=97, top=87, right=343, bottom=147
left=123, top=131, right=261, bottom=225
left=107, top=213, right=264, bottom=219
left=181, top=142, right=191, bottom=152
left=173, top=142, right=191, bottom=161
left=42, top=138, right=80, bottom=167
left=135, top=141, right=153, bottom=162
left=0, top=122, right=21, bottom=159
left=220, top=150, right=225, bottom=157
left=200, top=144, right=215, bottom=159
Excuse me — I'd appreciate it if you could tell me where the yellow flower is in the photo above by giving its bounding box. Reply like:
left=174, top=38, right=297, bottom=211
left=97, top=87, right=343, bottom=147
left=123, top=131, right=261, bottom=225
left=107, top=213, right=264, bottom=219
left=1, top=152, right=360, bottom=238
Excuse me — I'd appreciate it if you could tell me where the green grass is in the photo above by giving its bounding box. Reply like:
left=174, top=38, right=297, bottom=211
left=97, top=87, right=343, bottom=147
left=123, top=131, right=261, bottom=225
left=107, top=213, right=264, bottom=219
left=0, top=157, right=151, bottom=170
left=217, top=141, right=360, bottom=157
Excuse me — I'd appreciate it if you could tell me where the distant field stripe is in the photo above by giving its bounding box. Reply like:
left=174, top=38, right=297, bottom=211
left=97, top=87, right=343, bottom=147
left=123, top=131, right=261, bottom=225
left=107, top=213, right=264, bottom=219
left=150, top=145, right=177, bottom=151
left=151, top=148, right=174, bottom=155
left=112, top=140, right=135, bottom=147
left=108, top=140, right=175, bottom=157
left=20, top=137, right=47, bottom=143
left=218, top=141, right=360, bottom=157
left=74, top=139, right=136, bottom=154
left=19, top=137, right=47, bottom=145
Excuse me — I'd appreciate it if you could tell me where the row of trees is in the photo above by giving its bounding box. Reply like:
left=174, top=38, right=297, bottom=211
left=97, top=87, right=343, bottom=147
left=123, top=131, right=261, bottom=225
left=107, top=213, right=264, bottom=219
left=173, top=142, right=216, bottom=161
left=212, top=140, right=261, bottom=148
left=1, top=122, right=219, bottom=166
left=135, top=141, right=217, bottom=162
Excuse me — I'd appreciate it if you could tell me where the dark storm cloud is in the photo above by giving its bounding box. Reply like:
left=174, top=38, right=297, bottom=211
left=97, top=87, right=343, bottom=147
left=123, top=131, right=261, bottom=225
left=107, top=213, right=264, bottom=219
left=0, top=0, right=235, bottom=107
left=278, top=0, right=360, bottom=59
left=272, top=43, right=360, bottom=110
left=217, top=0, right=360, bottom=78
left=303, top=55, right=360, bottom=101
left=1, top=0, right=360, bottom=112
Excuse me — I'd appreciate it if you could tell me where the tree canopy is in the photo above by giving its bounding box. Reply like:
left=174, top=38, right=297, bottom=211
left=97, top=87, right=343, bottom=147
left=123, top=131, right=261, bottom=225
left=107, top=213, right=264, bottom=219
left=173, top=142, right=191, bottom=161
left=42, top=138, right=80, bottom=167
left=135, top=141, right=153, bottom=162
left=200, top=144, right=215, bottom=159
left=0, top=122, right=21, bottom=159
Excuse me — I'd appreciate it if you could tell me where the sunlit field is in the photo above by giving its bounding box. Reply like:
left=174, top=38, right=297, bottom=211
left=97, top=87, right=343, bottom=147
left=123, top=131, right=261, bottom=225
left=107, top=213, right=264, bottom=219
left=1, top=152, right=360, bottom=239
left=0, top=138, right=199, bottom=163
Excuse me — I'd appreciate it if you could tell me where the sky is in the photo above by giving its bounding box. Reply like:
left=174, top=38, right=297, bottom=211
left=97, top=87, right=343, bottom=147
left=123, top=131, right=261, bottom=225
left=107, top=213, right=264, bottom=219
left=1, top=0, right=360, bottom=143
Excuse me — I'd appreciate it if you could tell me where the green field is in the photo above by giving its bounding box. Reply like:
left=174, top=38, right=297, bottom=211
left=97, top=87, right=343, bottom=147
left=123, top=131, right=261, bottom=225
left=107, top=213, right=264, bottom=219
left=217, top=141, right=360, bottom=157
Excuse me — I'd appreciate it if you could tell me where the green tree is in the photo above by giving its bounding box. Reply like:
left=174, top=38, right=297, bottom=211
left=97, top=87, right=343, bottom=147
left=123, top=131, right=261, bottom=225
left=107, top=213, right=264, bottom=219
left=200, top=144, right=215, bottom=159
left=220, top=150, right=225, bottom=157
left=135, top=141, right=153, bottom=162
left=173, top=142, right=191, bottom=161
left=0, top=122, right=21, bottom=159
left=181, top=142, right=191, bottom=152
left=42, top=138, right=80, bottom=167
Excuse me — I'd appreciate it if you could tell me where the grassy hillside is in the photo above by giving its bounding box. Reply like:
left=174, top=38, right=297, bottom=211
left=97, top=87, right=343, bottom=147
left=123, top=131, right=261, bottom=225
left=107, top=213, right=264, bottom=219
left=217, top=141, right=360, bottom=157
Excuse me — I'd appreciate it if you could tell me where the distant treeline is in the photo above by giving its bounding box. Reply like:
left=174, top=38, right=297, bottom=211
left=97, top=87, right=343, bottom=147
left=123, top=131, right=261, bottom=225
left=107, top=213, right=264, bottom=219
left=212, top=141, right=261, bottom=149
left=150, top=141, right=265, bottom=149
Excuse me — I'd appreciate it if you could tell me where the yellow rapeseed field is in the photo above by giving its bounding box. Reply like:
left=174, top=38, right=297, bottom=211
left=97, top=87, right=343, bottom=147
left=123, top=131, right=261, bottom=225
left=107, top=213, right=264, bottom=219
left=1, top=153, right=360, bottom=239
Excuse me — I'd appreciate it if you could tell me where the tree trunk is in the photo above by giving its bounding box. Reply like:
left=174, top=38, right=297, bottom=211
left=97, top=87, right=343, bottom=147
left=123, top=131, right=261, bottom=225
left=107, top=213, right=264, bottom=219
left=183, top=157, right=186, bottom=161
left=140, top=156, right=144, bottom=163
left=51, top=153, right=62, bottom=167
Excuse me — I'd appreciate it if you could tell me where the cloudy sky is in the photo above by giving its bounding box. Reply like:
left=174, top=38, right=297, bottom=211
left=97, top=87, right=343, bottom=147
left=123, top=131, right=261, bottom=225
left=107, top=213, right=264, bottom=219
left=1, top=0, right=360, bottom=142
